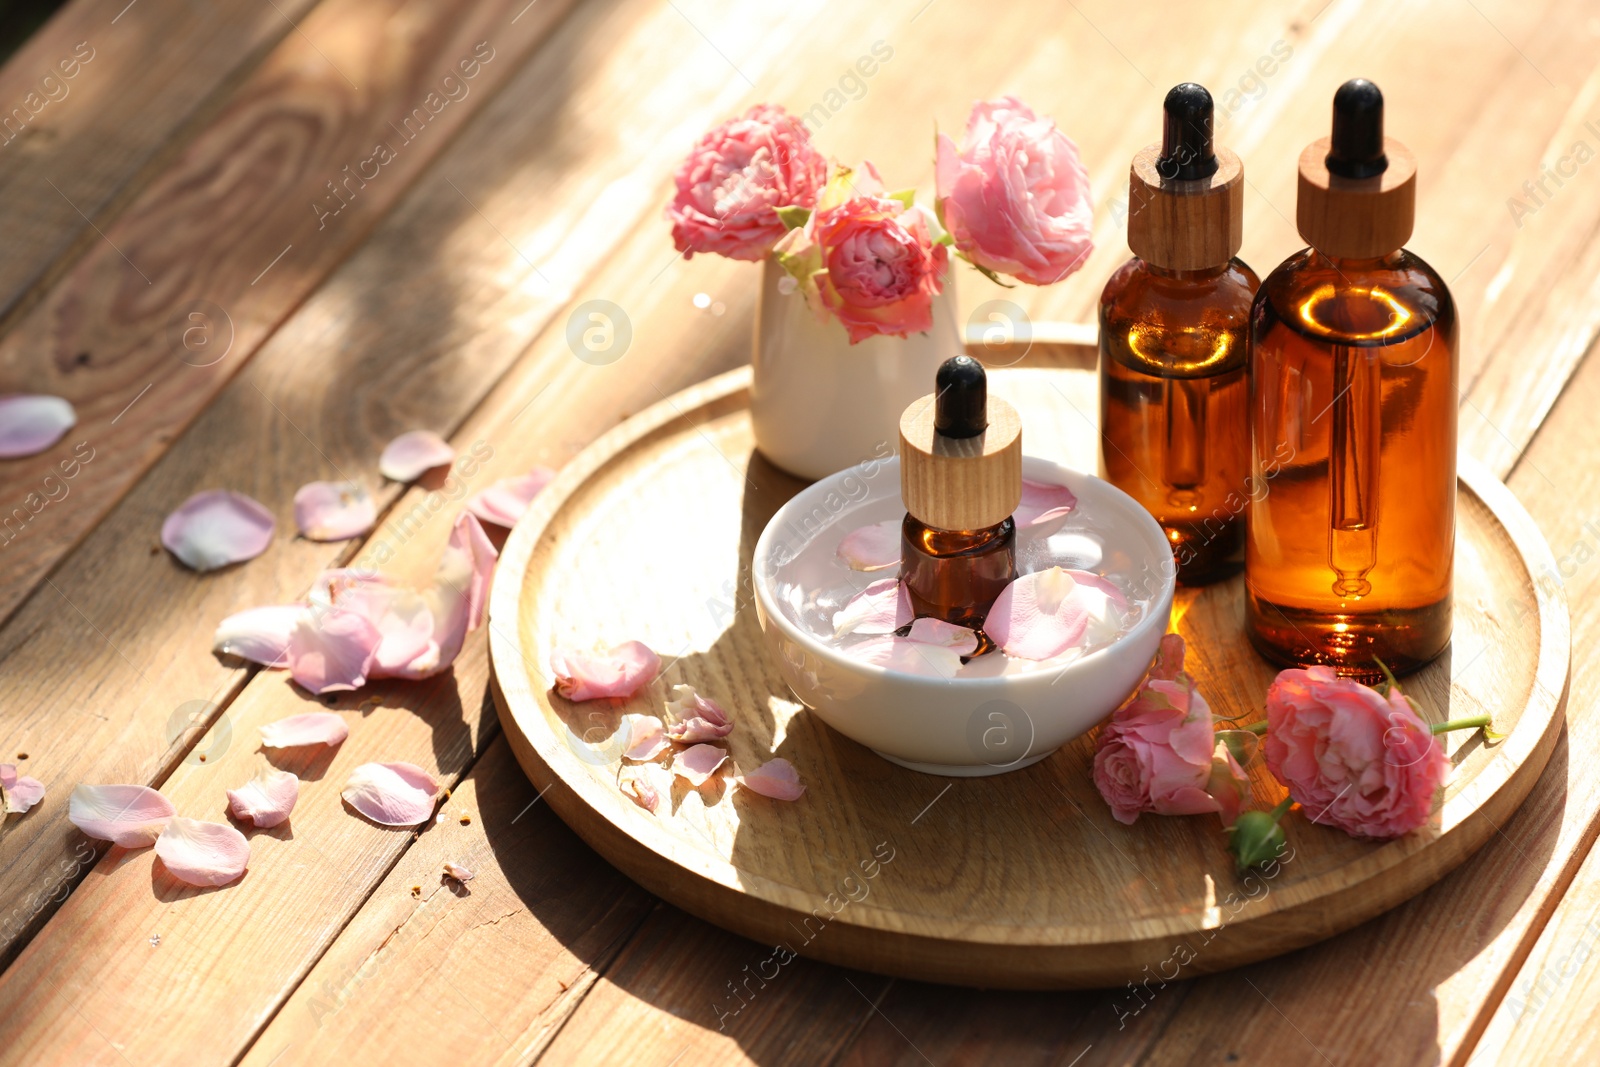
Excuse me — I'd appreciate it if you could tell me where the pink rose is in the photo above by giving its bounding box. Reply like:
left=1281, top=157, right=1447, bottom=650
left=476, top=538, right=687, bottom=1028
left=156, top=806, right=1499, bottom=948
left=667, top=104, right=827, bottom=261
left=936, top=96, right=1094, bottom=286
left=1262, top=667, right=1451, bottom=840
left=1093, top=634, right=1247, bottom=825
left=774, top=164, right=947, bottom=344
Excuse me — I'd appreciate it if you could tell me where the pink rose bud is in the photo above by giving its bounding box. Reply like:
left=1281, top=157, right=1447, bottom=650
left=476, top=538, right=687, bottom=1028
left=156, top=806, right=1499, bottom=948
left=1262, top=667, right=1452, bottom=840
left=774, top=164, right=948, bottom=344
left=1092, top=635, right=1244, bottom=825
left=936, top=96, right=1094, bottom=286
left=666, top=104, right=828, bottom=262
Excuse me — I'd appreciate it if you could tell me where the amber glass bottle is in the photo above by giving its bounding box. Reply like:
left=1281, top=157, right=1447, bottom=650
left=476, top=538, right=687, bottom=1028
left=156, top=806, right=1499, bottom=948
left=899, top=356, right=1022, bottom=637
left=1100, top=84, right=1257, bottom=583
left=1246, top=80, right=1457, bottom=679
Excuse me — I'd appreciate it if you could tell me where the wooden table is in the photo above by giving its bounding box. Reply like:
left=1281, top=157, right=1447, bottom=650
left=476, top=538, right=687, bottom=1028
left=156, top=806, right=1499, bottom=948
left=0, top=1, right=1595, bottom=1063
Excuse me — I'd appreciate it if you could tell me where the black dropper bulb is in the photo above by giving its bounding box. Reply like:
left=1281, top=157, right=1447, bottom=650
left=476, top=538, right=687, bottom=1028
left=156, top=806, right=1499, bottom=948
left=1326, top=78, right=1388, bottom=179
left=1158, top=83, right=1219, bottom=181
left=934, top=355, right=987, bottom=439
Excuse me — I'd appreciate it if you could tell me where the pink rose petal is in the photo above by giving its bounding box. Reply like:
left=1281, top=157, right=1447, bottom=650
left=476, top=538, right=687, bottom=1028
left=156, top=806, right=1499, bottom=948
left=551, top=641, right=661, bottom=701
left=379, top=512, right=496, bottom=679
left=986, top=567, right=1091, bottom=660
left=851, top=617, right=980, bottom=677
left=1014, top=478, right=1078, bottom=528
left=466, top=468, right=556, bottom=528
left=0, top=394, right=75, bottom=458
left=339, top=581, right=438, bottom=677
left=2, top=764, right=45, bottom=814
left=379, top=430, right=455, bottom=482
left=837, top=519, right=901, bottom=571
left=213, top=604, right=305, bottom=667
left=671, top=743, right=729, bottom=787
left=620, top=763, right=673, bottom=814
left=622, top=713, right=670, bottom=761
left=1151, top=632, right=1187, bottom=681
left=154, top=817, right=249, bottom=887
left=444, top=862, right=474, bottom=882
left=286, top=607, right=379, bottom=694
left=226, top=765, right=299, bottom=828
left=665, top=684, right=734, bottom=743
left=831, top=578, right=913, bottom=637
left=259, top=711, right=350, bottom=749
left=734, top=758, right=805, bottom=801
left=293, top=480, right=376, bottom=541
left=342, top=761, right=440, bottom=826
left=68, top=784, right=175, bottom=847
left=161, top=489, right=275, bottom=572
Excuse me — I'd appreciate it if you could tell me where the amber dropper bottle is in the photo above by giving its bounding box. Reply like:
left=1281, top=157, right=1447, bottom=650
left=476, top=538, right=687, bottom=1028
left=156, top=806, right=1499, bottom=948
left=899, top=355, right=1022, bottom=638
left=1247, top=79, right=1457, bottom=679
left=1099, top=83, right=1259, bottom=583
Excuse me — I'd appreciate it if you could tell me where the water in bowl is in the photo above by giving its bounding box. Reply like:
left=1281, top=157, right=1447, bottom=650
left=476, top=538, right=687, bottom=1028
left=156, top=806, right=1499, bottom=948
left=766, top=487, right=1166, bottom=680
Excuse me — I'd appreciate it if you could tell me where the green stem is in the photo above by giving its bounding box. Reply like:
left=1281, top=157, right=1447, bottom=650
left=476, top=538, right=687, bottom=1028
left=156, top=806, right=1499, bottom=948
left=1430, top=715, right=1492, bottom=735
left=1244, top=721, right=1269, bottom=736
left=1268, top=796, right=1294, bottom=821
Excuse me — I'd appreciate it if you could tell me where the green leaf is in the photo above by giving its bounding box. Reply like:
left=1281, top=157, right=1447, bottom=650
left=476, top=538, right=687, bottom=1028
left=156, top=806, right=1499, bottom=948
left=774, top=205, right=811, bottom=231
left=958, top=251, right=1016, bottom=288
left=888, top=187, right=917, bottom=209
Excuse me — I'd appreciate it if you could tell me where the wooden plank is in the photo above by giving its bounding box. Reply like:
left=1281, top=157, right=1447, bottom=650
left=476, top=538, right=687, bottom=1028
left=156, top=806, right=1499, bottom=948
left=537, top=907, right=892, bottom=1067
left=0, top=0, right=860, bottom=1051
left=0, top=0, right=321, bottom=320
left=236, top=736, right=656, bottom=1067
left=0, top=0, right=579, bottom=630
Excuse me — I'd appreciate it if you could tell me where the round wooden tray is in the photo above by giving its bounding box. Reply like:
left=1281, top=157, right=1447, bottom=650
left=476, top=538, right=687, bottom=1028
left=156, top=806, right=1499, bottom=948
left=488, top=364, right=1569, bottom=989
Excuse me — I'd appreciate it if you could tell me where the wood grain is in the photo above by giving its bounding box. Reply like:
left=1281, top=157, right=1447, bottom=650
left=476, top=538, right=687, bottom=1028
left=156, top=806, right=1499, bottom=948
left=490, top=367, right=1566, bottom=987
left=0, top=0, right=579, bottom=629
left=0, top=0, right=321, bottom=321
left=237, top=735, right=656, bottom=1067
left=0, top=0, right=865, bottom=1049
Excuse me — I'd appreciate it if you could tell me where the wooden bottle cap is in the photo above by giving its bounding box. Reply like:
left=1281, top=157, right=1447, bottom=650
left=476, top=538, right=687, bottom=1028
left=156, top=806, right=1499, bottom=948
left=899, top=391, right=1022, bottom=532
left=1126, top=144, right=1244, bottom=271
left=1296, top=136, right=1416, bottom=259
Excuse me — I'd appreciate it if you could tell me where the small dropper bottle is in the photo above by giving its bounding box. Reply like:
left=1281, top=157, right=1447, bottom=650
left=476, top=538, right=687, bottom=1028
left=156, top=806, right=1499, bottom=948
left=1246, top=79, right=1457, bottom=679
left=1099, top=83, right=1259, bottom=583
left=899, top=356, right=1022, bottom=636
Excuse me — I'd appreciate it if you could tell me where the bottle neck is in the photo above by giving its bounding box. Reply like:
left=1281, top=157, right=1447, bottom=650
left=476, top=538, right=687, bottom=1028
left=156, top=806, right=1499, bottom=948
left=1146, top=260, right=1230, bottom=283
left=1309, top=248, right=1404, bottom=271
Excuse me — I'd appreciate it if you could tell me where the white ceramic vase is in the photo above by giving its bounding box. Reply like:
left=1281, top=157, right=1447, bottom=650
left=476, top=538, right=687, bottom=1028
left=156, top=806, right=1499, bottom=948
left=749, top=257, right=961, bottom=481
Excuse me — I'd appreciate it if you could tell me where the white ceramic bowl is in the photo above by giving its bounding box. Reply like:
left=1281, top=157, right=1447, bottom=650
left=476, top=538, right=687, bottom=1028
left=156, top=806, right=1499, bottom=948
left=751, top=456, right=1176, bottom=776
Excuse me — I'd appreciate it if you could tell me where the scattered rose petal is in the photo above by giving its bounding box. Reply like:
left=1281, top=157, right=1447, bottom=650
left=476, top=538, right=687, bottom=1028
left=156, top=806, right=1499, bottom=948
left=552, top=641, right=661, bottom=701
left=851, top=617, right=980, bottom=677
left=68, top=784, right=175, bottom=847
left=665, top=684, right=734, bottom=743
left=671, top=744, right=729, bottom=787
left=342, top=762, right=440, bottom=826
left=286, top=607, right=379, bottom=694
left=226, top=765, right=299, bottom=828
left=1, top=764, right=45, bottom=814
left=734, top=758, right=805, bottom=801
left=831, top=578, right=913, bottom=637
left=213, top=605, right=305, bottom=667
left=466, top=468, right=556, bottom=528
left=444, top=862, right=474, bottom=882
left=622, top=713, right=670, bottom=761
left=293, top=480, right=376, bottom=541
left=338, top=581, right=438, bottom=677
left=161, top=489, right=276, bottom=572
left=154, top=817, right=249, bottom=887
left=259, top=711, right=349, bottom=749
left=620, top=762, right=673, bottom=814
left=1013, top=478, right=1078, bottom=528
left=986, top=567, right=1095, bottom=660
left=0, top=394, right=75, bottom=458
left=414, top=511, right=497, bottom=673
left=379, top=430, right=455, bottom=482
left=837, top=519, right=901, bottom=571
